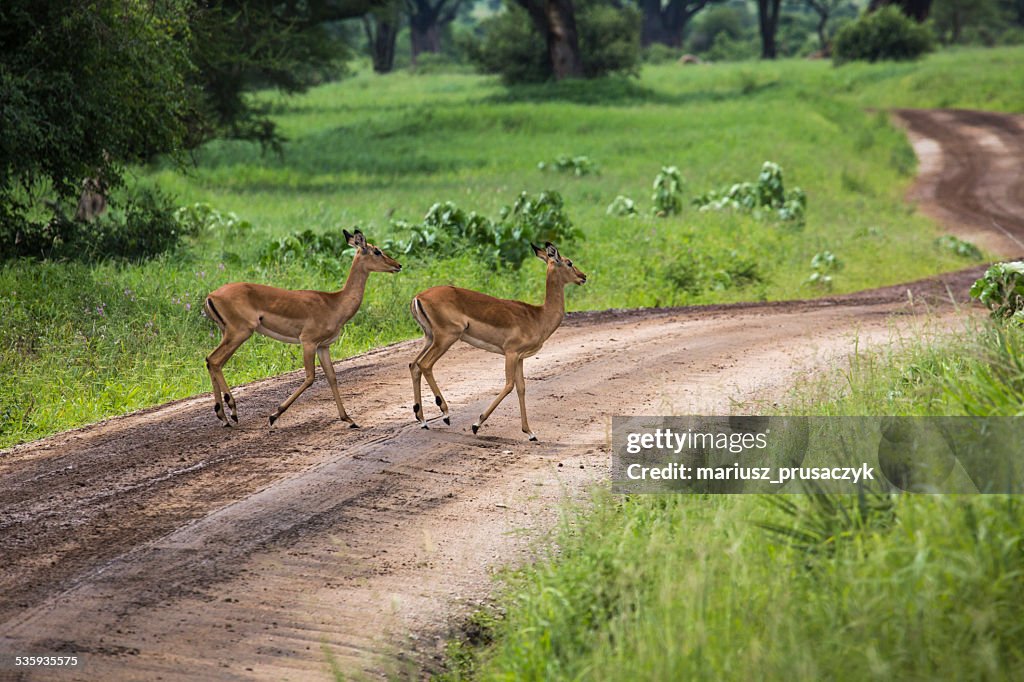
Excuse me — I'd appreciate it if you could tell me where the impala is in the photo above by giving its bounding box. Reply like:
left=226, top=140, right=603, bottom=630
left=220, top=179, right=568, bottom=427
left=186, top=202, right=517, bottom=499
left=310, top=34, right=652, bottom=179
left=409, top=242, right=586, bottom=441
left=203, top=229, right=401, bottom=428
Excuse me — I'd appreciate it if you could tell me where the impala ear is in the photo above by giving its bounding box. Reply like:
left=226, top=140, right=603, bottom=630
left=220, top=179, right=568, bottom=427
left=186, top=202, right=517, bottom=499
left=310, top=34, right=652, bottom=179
left=532, top=242, right=547, bottom=261
left=545, top=242, right=562, bottom=263
left=345, top=229, right=366, bottom=249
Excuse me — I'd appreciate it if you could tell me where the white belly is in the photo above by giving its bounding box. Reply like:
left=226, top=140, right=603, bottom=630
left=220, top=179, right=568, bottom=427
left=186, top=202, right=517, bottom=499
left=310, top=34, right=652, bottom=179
left=461, top=334, right=504, bottom=354
left=256, top=325, right=300, bottom=345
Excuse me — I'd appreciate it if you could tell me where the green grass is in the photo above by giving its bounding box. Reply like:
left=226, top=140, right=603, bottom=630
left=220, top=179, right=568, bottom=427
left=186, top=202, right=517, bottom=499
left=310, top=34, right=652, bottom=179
left=3, top=46, right=1022, bottom=447
left=436, top=321, right=1024, bottom=681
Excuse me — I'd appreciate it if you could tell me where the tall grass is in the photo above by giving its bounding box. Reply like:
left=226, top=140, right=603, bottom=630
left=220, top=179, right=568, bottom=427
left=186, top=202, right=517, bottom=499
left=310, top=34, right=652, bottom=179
left=3, top=47, right=1021, bottom=447
left=439, top=322, right=1024, bottom=681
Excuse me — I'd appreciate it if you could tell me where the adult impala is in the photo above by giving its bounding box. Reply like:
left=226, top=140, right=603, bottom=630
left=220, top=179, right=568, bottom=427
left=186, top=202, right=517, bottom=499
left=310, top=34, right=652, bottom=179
left=409, top=242, right=586, bottom=441
left=204, top=229, right=401, bottom=428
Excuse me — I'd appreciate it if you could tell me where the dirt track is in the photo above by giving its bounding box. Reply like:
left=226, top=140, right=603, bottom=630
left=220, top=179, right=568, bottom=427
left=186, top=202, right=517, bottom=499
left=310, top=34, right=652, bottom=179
left=1, top=109, right=1023, bottom=681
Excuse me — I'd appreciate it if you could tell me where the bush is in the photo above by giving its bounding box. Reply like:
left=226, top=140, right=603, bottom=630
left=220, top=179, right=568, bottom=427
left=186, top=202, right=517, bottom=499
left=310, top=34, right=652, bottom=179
left=832, top=7, right=934, bottom=64
left=467, top=0, right=640, bottom=84
left=693, top=161, right=806, bottom=223
left=0, top=188, right=189, bottom=262
left=642, top=44, right=681, bottom=64
left=971, top=261, right=1024, bottom=323
left=652, top=166, right=684, bottom=217
left=258, top=228, right=352, bottom=275
left=538, top=155, right=599, bottom=176
left=386, top=190, right=582, bottom=269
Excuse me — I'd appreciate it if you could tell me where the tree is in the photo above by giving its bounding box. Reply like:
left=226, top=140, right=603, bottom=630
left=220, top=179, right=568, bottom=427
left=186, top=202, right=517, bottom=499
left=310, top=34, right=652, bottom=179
left=931, top=0, right=1003, bottom=43
left=513, top=0, right=586, bottom=80
left=406, top=0, right=465, bottom=60
left=868, top=0, right=933, bottom=21
left=800, top=0, right=850, bottom=52
left=638, top=0, right=723, bottom=48
left=757, top=0, right=783, bottom=58
left=468, top=0, right=639, bottom=83
left=0, top=0, right=195, bottom=221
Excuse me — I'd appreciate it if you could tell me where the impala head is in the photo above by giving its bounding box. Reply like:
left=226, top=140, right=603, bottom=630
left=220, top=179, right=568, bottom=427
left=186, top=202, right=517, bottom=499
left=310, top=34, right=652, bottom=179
left=532, top=242, right=586, bottom=285
left=345, top=229, right=402, bottom=273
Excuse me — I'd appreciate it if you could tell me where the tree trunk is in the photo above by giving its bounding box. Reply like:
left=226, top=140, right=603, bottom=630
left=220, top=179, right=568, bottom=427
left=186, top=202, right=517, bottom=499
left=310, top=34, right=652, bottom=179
left=363, top=15, right=399, bottom=74
left=640, top=0, right=669, bottom=47
left=757, top=0, right=781, bottom=59
left=515, top=0, right=585, bottom=80
left=816, top=12, right=829, bottom=52
left=410, top=21, right=442, bottom=60
left=641, top=1, right=710, bottom=49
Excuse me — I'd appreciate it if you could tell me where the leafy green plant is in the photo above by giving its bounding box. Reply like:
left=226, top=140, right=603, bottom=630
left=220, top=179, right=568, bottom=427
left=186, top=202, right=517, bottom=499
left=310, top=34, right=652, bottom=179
left=970, top=261, right=1024, bottom=323
left=606, top=195, right=638, bottom=217
left=935, top=234, right=982, bottom=259
left=386, top=191, right=581, bottom=269
left=174, top=202, right=252, bottom=236
left=538, top=155, right=599, bottom=176
left=806, top=250, right=841, bottom=288
left=652, top=166, right=684, bottom=217
left=258, top=228, right=352, bottom=274
left=693, top=161, right=806, bottom=223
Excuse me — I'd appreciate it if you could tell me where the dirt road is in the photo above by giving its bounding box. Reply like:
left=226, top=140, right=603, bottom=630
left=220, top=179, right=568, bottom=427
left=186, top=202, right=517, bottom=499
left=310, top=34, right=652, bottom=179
left=1, top=109, right=1022, bottom=681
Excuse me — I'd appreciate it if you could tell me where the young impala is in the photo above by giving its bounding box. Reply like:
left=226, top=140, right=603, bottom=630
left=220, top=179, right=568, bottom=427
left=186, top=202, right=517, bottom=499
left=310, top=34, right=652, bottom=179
left=409, top=242, right=586, bottom=441
left=204, top=229, right=401, bottom=428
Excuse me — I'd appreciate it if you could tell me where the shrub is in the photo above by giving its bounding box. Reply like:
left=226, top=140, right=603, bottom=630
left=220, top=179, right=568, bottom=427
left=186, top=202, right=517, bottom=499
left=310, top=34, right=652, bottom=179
left=467, top=0, right=640, bottom=84
left=538, top=155, right=599, bottom=176
left=970, top=261, right=1024, bottom=323
left=174, top=203, right=252, bottom=236
left=832, top=7, right=934, bottom=64
left=642, top=44, right=681, bottom=64
left=387, top=190, right=582, bottom=269
left=0, top=188, right=188, bottom=263
left=652, top=166, right=684, bottom=217
left=935, top=235, right=982, bottom=260
left=693, top=161, right=806, bottom=223
left=606, top=195, right=638, bottom=217
left=258, top=228, right=352, bottom=275
left=806, top=250, right=841, bottom=288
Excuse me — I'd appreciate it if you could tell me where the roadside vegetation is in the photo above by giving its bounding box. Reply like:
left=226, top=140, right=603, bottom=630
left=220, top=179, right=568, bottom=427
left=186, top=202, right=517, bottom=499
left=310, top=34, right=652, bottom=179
left=435, top=294, right=1024, bottom=681
left=2, top=46, right=1021, bottom=447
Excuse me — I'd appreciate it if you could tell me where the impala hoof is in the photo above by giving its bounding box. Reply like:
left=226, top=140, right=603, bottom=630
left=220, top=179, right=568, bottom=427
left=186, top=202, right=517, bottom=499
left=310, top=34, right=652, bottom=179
left=421, top=422, right=430, bottom=430
left=529, top=434, right=538, bottom=442
left=349, top=422, right=360, bottom=429
left=443, top=416, right=451, bottom=426
left=268, top=414, right=278, bottom=427
left=231, top=414, right=238, bottom=423
left=472, top=423, right=480, bottom=434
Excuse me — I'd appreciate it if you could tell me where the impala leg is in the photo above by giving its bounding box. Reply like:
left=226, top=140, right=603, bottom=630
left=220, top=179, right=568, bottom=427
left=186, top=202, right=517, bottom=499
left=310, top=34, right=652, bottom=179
left=473, top=353, right=518, bottom=435
left=269, top=343, right=317, bottom=426
left=318, top=346, right=358, bottom=429
left=412, top=335, right=457, bottom=428
left=206, top=329, right=252, bottom=427
left=410, top=339, right=431, bottom=428
left=514, top=359, right=536, bottom=442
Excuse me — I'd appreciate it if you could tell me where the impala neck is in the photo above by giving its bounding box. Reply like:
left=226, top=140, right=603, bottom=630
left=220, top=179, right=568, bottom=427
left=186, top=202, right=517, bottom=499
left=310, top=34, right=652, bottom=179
left=334, top=259, right=370, bottom=319
left=540, top=267, right=567, bottom=334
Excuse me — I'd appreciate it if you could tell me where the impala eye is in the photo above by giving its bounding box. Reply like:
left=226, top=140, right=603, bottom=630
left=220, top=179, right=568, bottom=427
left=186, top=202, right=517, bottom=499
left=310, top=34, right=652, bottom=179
left=375, top=248, right=382, bottom=256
